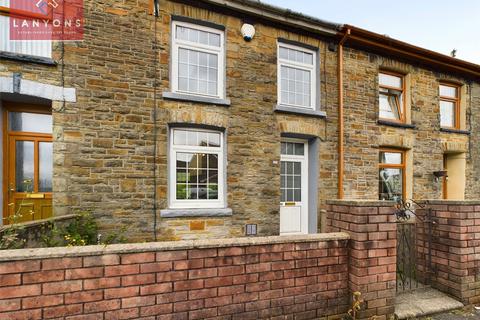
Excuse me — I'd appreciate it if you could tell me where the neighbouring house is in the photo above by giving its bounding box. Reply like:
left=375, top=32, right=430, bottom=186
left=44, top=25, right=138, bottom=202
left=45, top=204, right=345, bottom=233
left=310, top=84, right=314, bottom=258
left=0, top=0, right=479, bottom=242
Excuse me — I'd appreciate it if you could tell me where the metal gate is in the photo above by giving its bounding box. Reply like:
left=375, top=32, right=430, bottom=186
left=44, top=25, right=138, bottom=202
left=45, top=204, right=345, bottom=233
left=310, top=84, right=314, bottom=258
left=395, top=200, right=434, bottom=292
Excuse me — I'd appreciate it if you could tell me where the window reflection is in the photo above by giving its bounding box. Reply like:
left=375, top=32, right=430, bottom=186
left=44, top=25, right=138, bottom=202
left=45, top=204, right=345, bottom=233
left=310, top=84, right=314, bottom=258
left=9, top=112, right=52, bottom=134
left=15, top=141, right=34, bottom=192
left=379, top=151, right=404, bottom=201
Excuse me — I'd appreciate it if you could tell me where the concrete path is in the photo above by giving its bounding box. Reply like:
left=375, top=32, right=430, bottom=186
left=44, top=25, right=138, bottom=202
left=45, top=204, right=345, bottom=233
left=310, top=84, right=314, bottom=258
left=395, top=288, right=464, bottom=319
left=416, top=306, right=480, bottom=320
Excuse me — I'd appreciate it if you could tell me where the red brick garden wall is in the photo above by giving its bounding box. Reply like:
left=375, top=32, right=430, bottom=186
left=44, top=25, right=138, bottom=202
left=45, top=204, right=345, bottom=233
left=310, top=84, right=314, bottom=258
left=0, top=234, right=350, bottom=320
left=416, top=200, right=480, bottom=305
left=325, top=200, right=397, bottom=320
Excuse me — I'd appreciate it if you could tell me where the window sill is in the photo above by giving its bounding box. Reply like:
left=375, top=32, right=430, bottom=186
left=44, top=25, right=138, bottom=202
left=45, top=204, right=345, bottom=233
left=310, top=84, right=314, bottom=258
left=0, top=51, right=56, bottom=65
left=440, top=128, right=470, bottom=135
left=274, top=105, right=326, bottom=118
left=162, top=92, right=231, bottom=106
left=160, top=208, right=233, bottom=218
left=377, top=119, right=416, bottom=129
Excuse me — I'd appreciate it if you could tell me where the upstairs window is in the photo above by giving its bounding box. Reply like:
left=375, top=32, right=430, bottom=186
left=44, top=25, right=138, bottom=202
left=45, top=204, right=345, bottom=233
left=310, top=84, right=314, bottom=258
left=379, top=72, right=404, bottom=122
left=439, top=83, right=460, bottom=129
left=0, top=1, right=52, bottom=58
left=379, top=150, right=405, bottom=201
left=169, top=128, right=224, bottom=209
left=171, top=21, right=224, bottom=99
left=278, top=43, right=316, bottom=109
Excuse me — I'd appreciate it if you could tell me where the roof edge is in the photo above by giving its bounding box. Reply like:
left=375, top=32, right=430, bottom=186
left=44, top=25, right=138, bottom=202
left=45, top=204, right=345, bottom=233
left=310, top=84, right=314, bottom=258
left=342, top=25, right=480, bottom=79
left=181, top=0, right=343, bottom=37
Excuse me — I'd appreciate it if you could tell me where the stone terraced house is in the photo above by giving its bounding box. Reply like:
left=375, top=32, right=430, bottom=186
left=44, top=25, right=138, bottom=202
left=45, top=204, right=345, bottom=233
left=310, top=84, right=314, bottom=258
left=0, top=0, right=479, bottom=242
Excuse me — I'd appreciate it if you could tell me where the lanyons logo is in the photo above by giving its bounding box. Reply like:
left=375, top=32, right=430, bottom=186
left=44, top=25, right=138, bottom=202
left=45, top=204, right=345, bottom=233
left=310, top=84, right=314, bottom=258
left=9, top=0, right=84, bottom=41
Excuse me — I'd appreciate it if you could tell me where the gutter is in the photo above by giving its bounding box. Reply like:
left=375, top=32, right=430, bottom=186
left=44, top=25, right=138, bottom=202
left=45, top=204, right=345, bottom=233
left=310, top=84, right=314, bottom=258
left=341, top=25, right=480, bottom=79
left=176, top=0, right=342, bottom=36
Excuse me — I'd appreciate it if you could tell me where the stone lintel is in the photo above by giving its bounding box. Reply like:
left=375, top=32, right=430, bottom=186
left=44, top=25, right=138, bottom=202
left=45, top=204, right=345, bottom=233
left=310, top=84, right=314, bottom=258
left=0, top=76, right=76, bottom=102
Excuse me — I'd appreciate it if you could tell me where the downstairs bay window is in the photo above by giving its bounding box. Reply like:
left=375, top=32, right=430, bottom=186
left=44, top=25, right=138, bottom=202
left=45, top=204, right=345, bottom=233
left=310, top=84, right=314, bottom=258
left=169, top=128, right=224, bottom=209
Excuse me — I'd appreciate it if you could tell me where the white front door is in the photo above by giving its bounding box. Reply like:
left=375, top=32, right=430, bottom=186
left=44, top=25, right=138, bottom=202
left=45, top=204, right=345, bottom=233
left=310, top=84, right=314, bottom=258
left=280, top=140, right=308, bottom=235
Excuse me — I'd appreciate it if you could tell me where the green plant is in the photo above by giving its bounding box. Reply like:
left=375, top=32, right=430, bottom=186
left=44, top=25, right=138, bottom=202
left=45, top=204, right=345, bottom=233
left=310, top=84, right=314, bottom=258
left=0, top=179, right=35, bottom=249
left=98, top=225, right=128, bottom=245
left=63, top=211, right=98, bottom=247
left=2, top=186, right=129, bottom=250
left=343, top=291, right=363, bottom=320
left=39, top=210, right=129, bottom=248
left=40, top=221, right=62, bottom=247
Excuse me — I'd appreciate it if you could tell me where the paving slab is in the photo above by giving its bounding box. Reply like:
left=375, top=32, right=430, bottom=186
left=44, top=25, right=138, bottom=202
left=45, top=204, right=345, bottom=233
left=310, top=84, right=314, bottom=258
left=395, top=287, right=464, bottom=319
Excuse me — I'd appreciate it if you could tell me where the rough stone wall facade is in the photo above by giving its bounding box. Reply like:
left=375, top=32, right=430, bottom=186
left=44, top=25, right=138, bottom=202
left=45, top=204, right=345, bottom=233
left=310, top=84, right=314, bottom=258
left=1, top=0, right=480, bottom=241
left=1, top=0, right=160, bottom=240
left=0, top=234, right=350, bottom=320
left=342, top=46, right=480, bottom=200
left=155, top=1, right=339, bottom=240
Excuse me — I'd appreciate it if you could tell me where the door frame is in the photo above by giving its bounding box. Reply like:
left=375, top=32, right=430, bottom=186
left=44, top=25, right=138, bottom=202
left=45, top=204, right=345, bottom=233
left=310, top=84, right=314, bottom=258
left=280, top=138, right=309, bottom=235
left=2, top=102, right=52, bottom=224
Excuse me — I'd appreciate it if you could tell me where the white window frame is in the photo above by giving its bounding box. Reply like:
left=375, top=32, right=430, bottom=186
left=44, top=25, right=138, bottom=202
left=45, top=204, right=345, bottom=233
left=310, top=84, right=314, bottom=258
left=171, top=21, right=225, bottom=99
left=277, top=42, right=317, bottom=110
left=169, top=128, right=225, bottom=209
left=0, top=1, right=52, bottom=58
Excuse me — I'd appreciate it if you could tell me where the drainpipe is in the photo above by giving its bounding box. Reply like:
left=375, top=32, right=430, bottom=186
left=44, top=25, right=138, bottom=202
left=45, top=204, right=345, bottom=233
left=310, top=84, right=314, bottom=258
left=337, top=28, right=350, bottom=199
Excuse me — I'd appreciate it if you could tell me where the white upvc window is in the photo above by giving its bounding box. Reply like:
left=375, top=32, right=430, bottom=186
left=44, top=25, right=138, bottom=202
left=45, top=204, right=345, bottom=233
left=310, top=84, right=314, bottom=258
left=171, top=21, right=225, bottom=99
left=0, top=0, right=52, bottom=58
left=278, top=42, right=316, bottom=109
left=169, top=128, right=225, bottom=209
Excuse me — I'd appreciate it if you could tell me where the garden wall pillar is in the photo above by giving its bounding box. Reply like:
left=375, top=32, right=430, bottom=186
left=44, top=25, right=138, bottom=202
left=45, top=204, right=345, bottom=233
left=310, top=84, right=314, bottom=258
left=416, top=200, right=480, bottom=305
left=325, top=200, right=397, bottom=320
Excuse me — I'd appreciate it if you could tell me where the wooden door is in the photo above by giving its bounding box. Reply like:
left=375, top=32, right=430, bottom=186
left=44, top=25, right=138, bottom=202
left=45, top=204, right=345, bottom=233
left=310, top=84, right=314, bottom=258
left=3, top=104, right=53, bottom=224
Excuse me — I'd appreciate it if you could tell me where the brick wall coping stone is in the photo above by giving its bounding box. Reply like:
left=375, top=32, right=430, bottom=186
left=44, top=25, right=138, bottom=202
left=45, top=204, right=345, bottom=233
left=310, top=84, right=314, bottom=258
left=415, top=200, right=480, bottom=205
left=326, top=200, right=396, bottom=207
left=0, top=232, right=350, bottom=261
left=0, top=214, right=78, bottom=232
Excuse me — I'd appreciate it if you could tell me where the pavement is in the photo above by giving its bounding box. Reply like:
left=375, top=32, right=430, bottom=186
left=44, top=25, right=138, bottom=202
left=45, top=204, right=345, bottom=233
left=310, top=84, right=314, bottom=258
left=395, top=288, right=465, bottom=319
left=415, top=306, right=480, bottom=320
